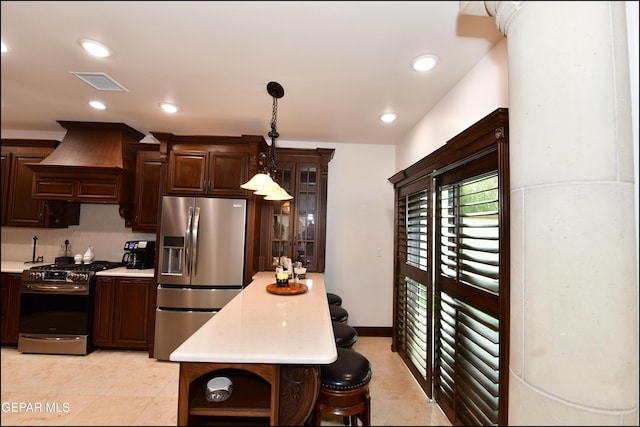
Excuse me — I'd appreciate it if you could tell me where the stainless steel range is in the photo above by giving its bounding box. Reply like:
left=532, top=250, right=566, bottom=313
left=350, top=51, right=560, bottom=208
left=18, top=260, right=125, bottom=355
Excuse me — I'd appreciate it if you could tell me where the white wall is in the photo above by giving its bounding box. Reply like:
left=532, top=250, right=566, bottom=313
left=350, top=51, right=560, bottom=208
left=396, top=38, right=509, bottom=171
left=0, top=204, right=155, bottom=263
left=278, top=139, right=396, bottom=327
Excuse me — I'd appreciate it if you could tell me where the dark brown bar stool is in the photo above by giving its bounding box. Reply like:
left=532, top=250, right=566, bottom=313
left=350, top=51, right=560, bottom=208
left=310, top=347, right=372, bottom=426
left=329, top=304, right=348, bottom=323
left=327, top=292, right=342, bottom=306
left=332, top=321, right=358, bottom=348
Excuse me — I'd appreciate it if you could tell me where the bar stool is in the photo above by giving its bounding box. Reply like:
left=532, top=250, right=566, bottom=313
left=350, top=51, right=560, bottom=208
left=310, top=348, right=372, bottom=426
left=329, top=304, right=348, bottom=323
left=327, top=292, right=342, bottom=306
left=332, top=321, right=358, bottom=348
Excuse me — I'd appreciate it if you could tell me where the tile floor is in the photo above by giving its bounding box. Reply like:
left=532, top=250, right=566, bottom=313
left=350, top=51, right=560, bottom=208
left=0, top=337, right=451, bottom=426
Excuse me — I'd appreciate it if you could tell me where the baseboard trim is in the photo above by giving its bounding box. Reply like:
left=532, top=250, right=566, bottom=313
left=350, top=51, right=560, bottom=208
left=353, top=326, right=392, bottom=337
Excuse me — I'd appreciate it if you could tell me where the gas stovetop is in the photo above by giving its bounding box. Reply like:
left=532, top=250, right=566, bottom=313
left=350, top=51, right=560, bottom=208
left=29, top=261, right=126, bottom=272
left=22, top=261, right=126, bottom=286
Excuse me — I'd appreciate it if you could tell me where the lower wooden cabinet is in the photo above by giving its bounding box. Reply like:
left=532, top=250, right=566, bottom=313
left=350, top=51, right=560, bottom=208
left=93, top=276, right=152, bottom=350
left=0, top=273, right=21, bottom=346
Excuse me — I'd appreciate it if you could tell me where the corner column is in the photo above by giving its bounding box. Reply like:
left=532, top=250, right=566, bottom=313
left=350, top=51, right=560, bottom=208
left=461, top=1, right=638, bottom=424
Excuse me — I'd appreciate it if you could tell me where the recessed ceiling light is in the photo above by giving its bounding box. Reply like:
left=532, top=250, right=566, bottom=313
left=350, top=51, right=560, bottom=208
left=79, top=39, right=111, bottom=58
left=160, top=102, right=179, bottom=114
left=411, top=54, right=439, bottom=72
left=89, top=101, right=107, bottom=110
left=380, top=112, right=397, bottom=123
left=1, top=42, right=8, bottom=53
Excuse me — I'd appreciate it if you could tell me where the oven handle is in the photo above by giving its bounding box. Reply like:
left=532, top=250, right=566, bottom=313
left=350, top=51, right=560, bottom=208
left=22, top=283, right=89, bottom=294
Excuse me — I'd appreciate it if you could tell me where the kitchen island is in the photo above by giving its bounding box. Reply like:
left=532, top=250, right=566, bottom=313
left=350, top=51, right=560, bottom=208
left=170, top=271, right=337, bottom=426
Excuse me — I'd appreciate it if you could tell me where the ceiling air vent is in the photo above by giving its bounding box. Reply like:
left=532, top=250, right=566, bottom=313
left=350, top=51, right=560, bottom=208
left=70, top=72, right=128, bottom=91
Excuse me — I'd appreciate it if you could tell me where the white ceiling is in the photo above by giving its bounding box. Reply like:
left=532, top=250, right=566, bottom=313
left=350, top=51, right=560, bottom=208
left=1, top=1, right=502, bottom=145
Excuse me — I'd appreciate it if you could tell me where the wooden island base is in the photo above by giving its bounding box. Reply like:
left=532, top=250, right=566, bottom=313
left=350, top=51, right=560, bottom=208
left=177, top=362, right=320, bottom=426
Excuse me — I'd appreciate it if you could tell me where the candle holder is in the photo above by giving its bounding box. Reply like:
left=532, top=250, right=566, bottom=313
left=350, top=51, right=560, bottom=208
left=275, top=272, right=290, bottom=287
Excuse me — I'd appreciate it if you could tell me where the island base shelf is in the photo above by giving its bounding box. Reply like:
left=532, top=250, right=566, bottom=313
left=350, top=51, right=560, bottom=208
left=178, top=362, right=320, bottom=426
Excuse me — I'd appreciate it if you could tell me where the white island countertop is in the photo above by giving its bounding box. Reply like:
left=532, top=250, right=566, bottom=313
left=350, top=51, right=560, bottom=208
left=170, top=271, right=337, bottom=365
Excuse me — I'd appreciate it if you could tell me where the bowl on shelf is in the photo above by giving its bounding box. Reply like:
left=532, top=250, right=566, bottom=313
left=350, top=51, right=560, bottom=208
left=206, top=376, right=233, bottom=403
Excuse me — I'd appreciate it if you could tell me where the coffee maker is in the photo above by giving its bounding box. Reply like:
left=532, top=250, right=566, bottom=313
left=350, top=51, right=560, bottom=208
left=123, top=240, right=156, bottom=269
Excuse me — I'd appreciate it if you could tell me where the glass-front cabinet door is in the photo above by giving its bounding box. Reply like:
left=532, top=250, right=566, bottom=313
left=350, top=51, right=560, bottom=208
left=270, top=164, right=293, bottom=265
left=261, top=148, right=334, bottom=273
left=295, top=165, right=317, bottom=268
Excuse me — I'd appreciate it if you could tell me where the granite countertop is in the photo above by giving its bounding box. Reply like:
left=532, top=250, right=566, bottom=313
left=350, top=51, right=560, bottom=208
left=170, top=271, right=337, bottom=365
left=1, top=261, right=154, bottom=278
left=1, top=261, right=38, bottom=273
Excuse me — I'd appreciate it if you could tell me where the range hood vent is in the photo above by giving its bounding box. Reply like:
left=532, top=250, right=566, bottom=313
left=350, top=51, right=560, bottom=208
left=26, top=121, right=145, bottom=225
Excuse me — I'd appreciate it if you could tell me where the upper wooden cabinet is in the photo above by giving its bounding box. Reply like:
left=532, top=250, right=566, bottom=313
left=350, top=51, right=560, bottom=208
left=167, top=148, right=249, bottom=196
left=259, top=148, right=334, bottom=273
left=1, top=150, right=9, bottom=226
left=131, top=144, right=162, bottom=232
left=1, top=139, right=80, bottom=228
left=152, top=133, right=267, bottom=198
left=152, top=133, right=269, bottom=282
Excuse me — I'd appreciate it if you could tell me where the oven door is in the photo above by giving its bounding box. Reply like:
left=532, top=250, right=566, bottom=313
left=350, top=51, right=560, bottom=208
left=18, top=282, right=94, bottom=355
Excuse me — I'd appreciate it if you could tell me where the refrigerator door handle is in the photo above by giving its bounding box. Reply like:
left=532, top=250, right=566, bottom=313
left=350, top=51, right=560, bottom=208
left=192, top=207, right=200, bottom=275
left=185, top=206, right=194, bottom=276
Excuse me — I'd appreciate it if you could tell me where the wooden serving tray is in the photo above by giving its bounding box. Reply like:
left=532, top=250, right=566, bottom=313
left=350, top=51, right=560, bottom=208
left=266, top=282, right=308, bottom=295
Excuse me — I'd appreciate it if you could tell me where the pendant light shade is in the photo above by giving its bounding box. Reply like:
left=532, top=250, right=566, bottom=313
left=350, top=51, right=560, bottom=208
left=240, top=172, right=277, bottom=192
left=264, top=186, right=294, bottom=201
left=240, top=81, right=293, bottom=200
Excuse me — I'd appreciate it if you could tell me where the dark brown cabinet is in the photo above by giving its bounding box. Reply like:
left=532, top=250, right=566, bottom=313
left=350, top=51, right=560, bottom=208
left=259, top=148, right=334, bottom=273
left=152, top=132, right=269, bottom=284
left=151, top=133, right=268, bottom=198
left=132, top=147, right=162, bottom=232
left=152, top=133, right=267, bottom=198
left=166, top=147, right=249, bottom=197
left=93, top=276, right=152, bottom=350
left=1, top=139, right=80, bottom=228
left=1, top=151, right=9, bottom=225
left=1, top=273, right=21, bottom=346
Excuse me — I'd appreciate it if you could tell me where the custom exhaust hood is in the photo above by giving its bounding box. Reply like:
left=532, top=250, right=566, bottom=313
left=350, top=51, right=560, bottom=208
left=26, top=121, right=145, bottom=225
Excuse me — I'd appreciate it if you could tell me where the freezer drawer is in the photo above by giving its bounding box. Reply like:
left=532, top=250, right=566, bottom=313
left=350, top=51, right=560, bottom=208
left=153, top=308, right=216, bottom=361
left=156, top=285, right=240, bottom=310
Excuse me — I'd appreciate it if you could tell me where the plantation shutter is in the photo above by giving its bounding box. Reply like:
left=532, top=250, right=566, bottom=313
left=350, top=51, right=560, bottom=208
left=434, top=153, right=503, bottom=426
left=393, top=177, right=433, bottom=393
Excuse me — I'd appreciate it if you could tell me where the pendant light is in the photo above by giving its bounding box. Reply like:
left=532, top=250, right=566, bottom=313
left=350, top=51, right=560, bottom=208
left=240, top=81, right=293, bottom=201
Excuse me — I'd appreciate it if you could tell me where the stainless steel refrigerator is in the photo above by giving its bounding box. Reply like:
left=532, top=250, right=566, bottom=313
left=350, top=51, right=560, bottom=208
left=153, top=196, right=247, bottom=361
